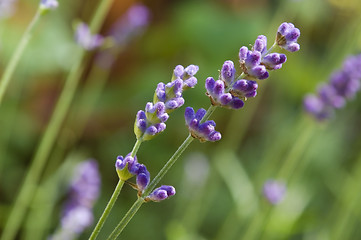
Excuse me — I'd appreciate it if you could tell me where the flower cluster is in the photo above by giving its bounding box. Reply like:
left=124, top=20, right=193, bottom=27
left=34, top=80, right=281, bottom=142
left=205, top=22, right=300, bottom=110
left=134, top=65, right=199, bottom=141
left=184, top=107, right=221, bottom=142
left=49, top=160, right=101, bottom=240
left=304, top=54, right=361, bottom=120
left=115, top=154, right=175, bottom=201
left=263, top=179, right=286, bottom=205
left=75, top=23, right=104, bottom=50
left=115, top=154, right=150, bottom=191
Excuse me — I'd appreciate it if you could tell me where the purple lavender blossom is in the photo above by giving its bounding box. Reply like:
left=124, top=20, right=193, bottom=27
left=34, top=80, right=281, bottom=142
left=263, top=179, right=286, bottom=205
left=173, top=64, right=199, bottom=89
left=276, top=22, right=300, bottom=52
left=231, top=79, right=258, bottom=98
left=39, top=0, right=58, bottom=11
left=184, top=107, right=222, bottom=142
left=75, top=23, right=104, bottom=51
left=262, top=53, right=287, bottom=70
left=49, top=160, right=101, bottom=239
left=239, top=46, right=269, bottom=80
left=146, top=185, right=176, bottom=202
left=253, top=35, right=268, bottom=55
left=115, top=154, right=139, bottom=181
left=303, top=54, right=361, bottom=120
left=205, top=77, right=244, bottom=109
left=136, top=164, right=150, bottom=192
left=220, top=60, right=236, bottom=86
left=0, top=0, right=17, bottom=19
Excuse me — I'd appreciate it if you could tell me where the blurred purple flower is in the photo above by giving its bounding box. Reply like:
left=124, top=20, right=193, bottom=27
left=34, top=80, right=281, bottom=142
left=75, top=23, right=104, bottom=50
left=263, top=179, right=286, bottom=205
left=49, top=160, right=101, bottom=240
left=0, top=0, right=17, bottom=18
left=40, top=0, right=58, bottom=11
left=303, top=54, right=361, bottom=120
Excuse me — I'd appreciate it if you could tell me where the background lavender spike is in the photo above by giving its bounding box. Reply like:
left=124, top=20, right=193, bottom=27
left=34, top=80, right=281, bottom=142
left=0, top=0, right=17, bottom=19
left=75, top=23, right=104, bottom=50
left=49, top=160, right=101, bottom=240
left=263, top=179, right=286, bottom=205
left=304, top=54, right=361, bottom=121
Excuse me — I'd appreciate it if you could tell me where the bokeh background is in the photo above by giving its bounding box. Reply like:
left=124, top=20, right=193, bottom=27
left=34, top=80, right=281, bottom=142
left=1, top=0, right=361, bottom=239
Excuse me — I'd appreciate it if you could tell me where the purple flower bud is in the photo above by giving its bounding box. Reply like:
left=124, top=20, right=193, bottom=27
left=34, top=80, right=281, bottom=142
left=232, top=80, right=258, bottom=99
left=263, top=180, right=286, bottom=205
left=205, top=77, right=245, bottom=109
left=253, top=35, right=268, bottom=55
left=185, top=107, right=222, bottom=142
left=174, top=65, right=185, bottom=78
left=276, top=22, right=300, bottom=52
left=262, top=53, right=287, bottom=70
left=75, top=23, right=104, bottom=50
left=184, top=77, right=197, bottom=88
left=115, top=154, right=139, bottom=180
left=184, top=65, right=199, bottom=76
left=136, top=164, right=150, bottom=191
left=239, top=47, right=269, bottom=80
left=220, top=60, right=236, bottom=85
left=147, top=185, right=176, bottom=202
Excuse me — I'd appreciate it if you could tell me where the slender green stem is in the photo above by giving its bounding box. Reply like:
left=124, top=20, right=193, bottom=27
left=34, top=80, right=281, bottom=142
left=0, top=10, right=41, bottom=106
left=0, top=1, right=113, bottom=239
left=201, top=105, right=217, bottom=123
left=107, top=197, right=145, bottom=240
left=130, top=139, right=142, bottom=157
left=107, top=134, right=194, bottom=239
left=89, top=180, right=125, bottom=240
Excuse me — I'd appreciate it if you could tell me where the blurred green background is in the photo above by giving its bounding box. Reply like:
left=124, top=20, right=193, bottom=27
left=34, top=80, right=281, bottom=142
left=1, top=0, right=361, bottom=239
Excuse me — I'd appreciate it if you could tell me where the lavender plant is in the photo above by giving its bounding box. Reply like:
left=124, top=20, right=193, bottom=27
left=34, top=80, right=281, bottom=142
left=88, top=22, right=300, bottom=239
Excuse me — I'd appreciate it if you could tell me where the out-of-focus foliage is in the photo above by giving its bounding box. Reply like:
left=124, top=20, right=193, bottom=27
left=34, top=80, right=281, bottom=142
left=1, top=0, right=361, bottom=239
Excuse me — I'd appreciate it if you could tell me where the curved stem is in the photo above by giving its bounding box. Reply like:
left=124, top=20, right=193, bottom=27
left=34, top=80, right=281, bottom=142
left=0, top=1, right=113, bottom=239
left=0, top=10, right=41, bottom=106
left=89, top=180, right=125, bottom=240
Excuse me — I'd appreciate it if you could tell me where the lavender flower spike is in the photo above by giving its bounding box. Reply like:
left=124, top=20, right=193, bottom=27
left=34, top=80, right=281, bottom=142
left=146, top=185, right=176, bottom=202
left=303, top=54, right=361, bottom=121
left=75, top=23, right=104, bottom=51
left=276, top=22, right=300, bottom=52
left=263, top=179, right=286, bottom=205
left=184, top=107, right=222, bottom=142
left=115, top=154, right=139, bottom=181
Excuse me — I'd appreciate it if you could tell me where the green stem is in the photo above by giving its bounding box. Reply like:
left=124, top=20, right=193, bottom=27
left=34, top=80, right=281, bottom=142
left=201, top=105, right=217, bottom=123
left=0, top=10, right=41, bottom=106
left=130, top=139, right=142, bottom=157
left=0, top=1, right=113, bottom=239
left=107, top=135, right=195, bottom=239
left=89, top=180, right=125, bottom=240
